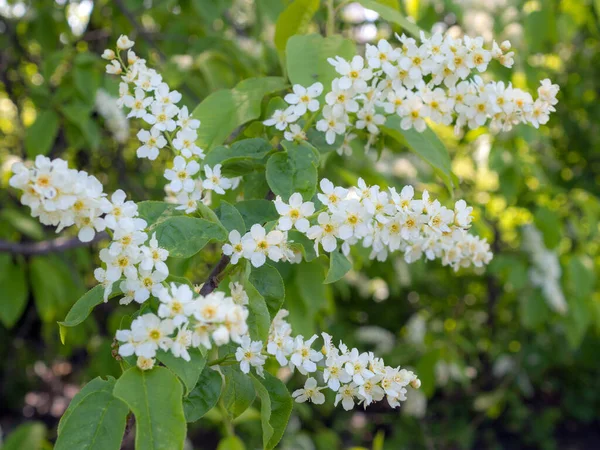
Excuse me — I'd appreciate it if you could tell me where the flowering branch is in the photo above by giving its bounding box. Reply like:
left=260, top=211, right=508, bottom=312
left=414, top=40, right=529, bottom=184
left=0, top=232, right=108, bottom=256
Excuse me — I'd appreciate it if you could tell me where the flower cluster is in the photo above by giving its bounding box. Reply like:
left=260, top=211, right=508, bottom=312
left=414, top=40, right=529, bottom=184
left=522, top=224, right=567, bottom=314
left=9, top=156, right=172, bottom=303
left=9, top=156, right=112, bottom=243
left=95, top=88, right=129, bottom=143
left=116, top=283, right=250, bottom=370
left=264, top=32, right=559, bottom=153
left=223, top=178, right=493, bottom=270
left=102, top=35, right=239, bottom=212
left=260, top=310, right=421, bottom=410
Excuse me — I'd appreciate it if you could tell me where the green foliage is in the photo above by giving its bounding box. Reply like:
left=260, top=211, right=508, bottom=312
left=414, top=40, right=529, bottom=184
left=55, top=377, right=128, bottom=450
left=204, top=138, right=273, bottom=177
left=150, top=216, right=227, bottom=258
left=2, top=422, right=47, bottom=450
left=286, top=34, right=356, bottom=88
left=0, top=256, right=28, bottom=328
left=266, top=141, right=320, bottom=201
left=156, top=348, right=207, bottom=395
left=244, top=278, right=272, bottom=342
left=274, top=0, right=320, bottom=53
left=220, top=365, right=256, bottom=420
left=25, top=110, right=60, bottom=158
left=356, top=0, right=423, bottom=37
left=251, top=372, right=293, bottom=450
left=183, top=367, right=222, bottom=422
left=324, top=250, right=352, bottom=284
left=113, top=367, right=187, bottom=450
left=382, top=116, right=455, bottom=192
left=249, top=264, right=286, bottom=319
left=192, top=77, right=287, bottom=150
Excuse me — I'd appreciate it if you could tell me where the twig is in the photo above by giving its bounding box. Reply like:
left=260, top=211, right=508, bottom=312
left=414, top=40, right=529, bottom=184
left=199, top=254, right=231, bottom=296
left=0, top=232, right=108, bottom=256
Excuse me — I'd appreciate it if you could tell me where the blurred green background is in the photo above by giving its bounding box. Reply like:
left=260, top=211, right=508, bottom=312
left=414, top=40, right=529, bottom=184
left=0, top=0, right=599, bottom=449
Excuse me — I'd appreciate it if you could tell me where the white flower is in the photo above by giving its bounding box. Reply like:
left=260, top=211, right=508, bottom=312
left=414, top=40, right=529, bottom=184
left=355, top=107, right=385, bottom=135
left=323, top=355, right=352, bottom=391
left=105, top=60, right=122, bottom=75
left=316, top=106, right=346, bottom=145
left=307, top=212, right=340, bottom=254
left=137, top=356, right=155, bottom=371
left=454, top=200, right=473, bottom=228
left=329, top=55, right=373, bottom=93
left=284, top=82, right=323, bottom=116
left=235, top=336, right=267, bottom=376
left=134, top=269, right=168, bottom=303
left=116, top=34, right=135, bottom=50
left=123, top=88, right=153, bottom=119
left=274, top=193, right=314, bottom=232
left=289, top=334, right=323, bottom=374
left=292, top=377, right=325, bottom=404
left=229, top=282, right=249, bottom=306
left=283, top=124, right=307, bottom=142
left=344, top=348, right=374, bottom=385
left=101, top=49, right=115, bottom=60
left=130, top=313, right=175, bottom=358
left=140, top=232, right=169, bottom=274
left=263, top=106, right=299, bottom=130
left=157, top=283, right=194, bottom=326
left=335, top=383, right=359, bottom=410
left=164, top=156, right=200, bottom=193
left=136, top=128, right=167, bottom=160
left=222, top=230, right=245, bottom=264
left=202, top=164, right=232, bottom=195
left=172, top=129, right=204, bottom=159
left=242, top=224, right=285, bottom=267
left=171, top=328, right=192, bottom=361
left=176, top=106, right=201, bottom=130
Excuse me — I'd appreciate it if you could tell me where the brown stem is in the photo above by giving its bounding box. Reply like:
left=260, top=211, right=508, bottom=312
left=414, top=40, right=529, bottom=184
left=199, top=254, right=231, bottom=296
left=0, top=232, right=108, bottom=256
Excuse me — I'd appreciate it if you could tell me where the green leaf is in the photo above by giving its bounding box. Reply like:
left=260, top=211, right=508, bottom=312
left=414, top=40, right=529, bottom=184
left=274, top=0, right=320, bottom=52
left=534, top=207, right=561, bottom=249
left=2, top=422, right=47, bottom=450
left=382, top=116, right=454, bottom=192
left=59, top=284, right=120, bottom=331
left=55, top=378, right=128, bottom=450
left=113, top=367, right=187, bottom=450
left=156, top=348, right=206, bottom=396
left=183, top=368, right=223, bottom=422
left=217, top=435, right=246, bottom=450
left=220, top=366, right=256, bottom=419
left=251, top=372, right=293, bottom=450
left=266, top=141, right=319, bottom=201
left=29, top=256, right=75, bottom=323
left=58, top=377, right=116, bottom=434
left=216, top=201, right=246, bottom=234
left=192, top=77, right=287, bottom=150
left=244, top=279, right=271, bottom=342
left=288, top=230, right=318, bottom=262
left=0, top=257, right=28, bottom=328
left=249, top=264, right=285, bottom=319
left=137, top=201, right=182, bottom=227
left=150, top=216, right=227, bottom=258
left=204, top=138, right=273, bottom=176
left=286, top=34, right=356, bottom=88
left=25, top=110, right=60, bottom=158
left=356, top=0, right=423, bottom=36
left=324, top=251, right=352, bottom=284
left=234, top=200, right=279, bottom=230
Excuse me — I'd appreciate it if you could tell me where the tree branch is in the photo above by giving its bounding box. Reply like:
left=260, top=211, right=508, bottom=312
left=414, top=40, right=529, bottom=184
left=0, top=232, right=108, bottom=256
left=199, top=254, right=231, bottom=296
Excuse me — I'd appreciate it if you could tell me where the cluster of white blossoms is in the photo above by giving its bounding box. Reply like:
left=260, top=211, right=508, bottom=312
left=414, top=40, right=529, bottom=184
left=95, top=88, right=129, bottom=143
left=263, top=32, right=559, bottom=153
left=223, top=178, right=493, bottom=270
left=255, top=310, right=420, bottom=409
left=9, top=156, right=112, bottom=243
left=522, top=224, right=567, bottom=314
left=102, top=35, right=239, bottom=212
left=8, top=156, right=174, bottom=303
left=116, top=282, right=250, bottom=370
